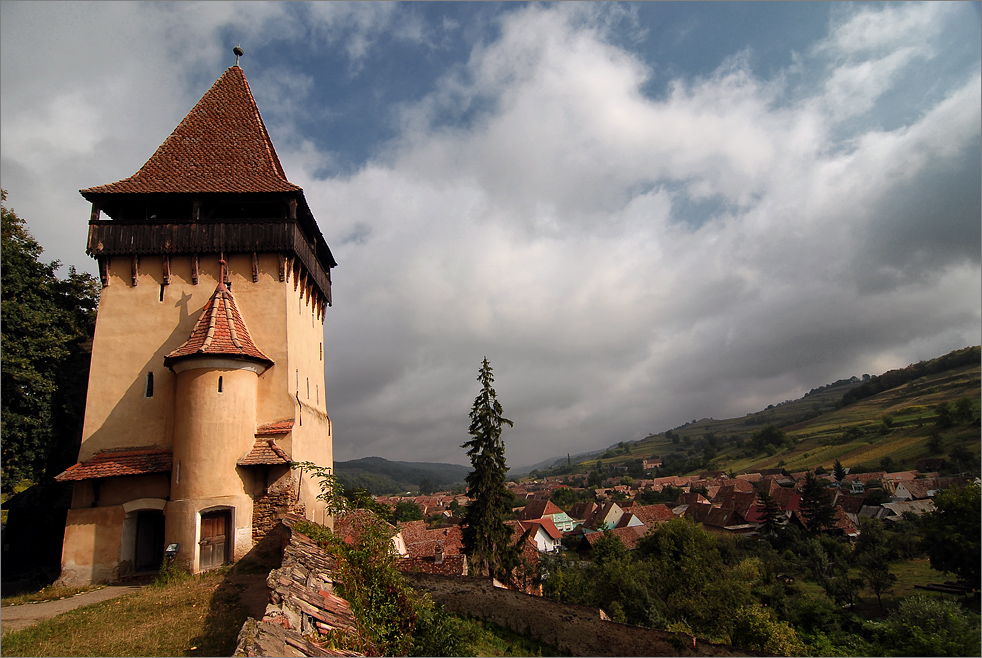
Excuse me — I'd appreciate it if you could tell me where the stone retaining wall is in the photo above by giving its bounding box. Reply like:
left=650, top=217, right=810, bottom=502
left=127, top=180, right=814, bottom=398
left=404, top=572, right=759, bottom=657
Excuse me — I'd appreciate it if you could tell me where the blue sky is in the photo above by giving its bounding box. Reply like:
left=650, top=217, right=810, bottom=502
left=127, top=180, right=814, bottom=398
left=2, top=2, right=980, bottom=469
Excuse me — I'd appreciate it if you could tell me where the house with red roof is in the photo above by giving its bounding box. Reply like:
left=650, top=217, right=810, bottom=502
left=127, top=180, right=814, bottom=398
left=54, top=52, right=338, bottom=586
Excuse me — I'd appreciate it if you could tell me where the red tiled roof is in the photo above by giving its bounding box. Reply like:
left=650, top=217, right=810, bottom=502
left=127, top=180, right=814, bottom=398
left=519, top=518, right=563, bottom=540
left=55, top=447, right=172, bottom=481
left=237, top=439, right=290, bottom=466
left=256, top=420, right=294, bottom=435
left=81, top=66, right=300, bottom=196
left=517, top=499, right=563, bottom=521
left=631, top=504, right=675, bottom=527
left=164, top=281, right=272, bottom=368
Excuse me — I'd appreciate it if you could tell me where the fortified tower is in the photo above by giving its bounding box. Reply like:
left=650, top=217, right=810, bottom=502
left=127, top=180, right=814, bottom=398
left=56, top=53, right=337, bottom=584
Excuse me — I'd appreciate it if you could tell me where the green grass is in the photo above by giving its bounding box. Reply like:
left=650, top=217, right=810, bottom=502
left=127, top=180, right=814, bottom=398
left=0, top=570, right=250, bottom=657
left=453, top=616, right=566, bottom=657
left=1, top=584, right=103, bottom=608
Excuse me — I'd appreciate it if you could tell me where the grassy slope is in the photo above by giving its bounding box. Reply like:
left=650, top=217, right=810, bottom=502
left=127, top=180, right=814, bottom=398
left=571, top=359, right=980, bottom=477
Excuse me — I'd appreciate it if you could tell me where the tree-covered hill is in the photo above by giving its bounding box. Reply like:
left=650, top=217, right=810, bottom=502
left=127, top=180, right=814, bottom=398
left=334, top=456, right=470, bottom=495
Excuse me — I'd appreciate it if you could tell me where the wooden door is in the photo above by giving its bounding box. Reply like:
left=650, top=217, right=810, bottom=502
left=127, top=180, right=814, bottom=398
left=199, top=510, right=230, bottom=570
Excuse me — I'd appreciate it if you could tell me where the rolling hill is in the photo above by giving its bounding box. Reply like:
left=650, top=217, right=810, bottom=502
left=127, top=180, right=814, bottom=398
left=534, top=346, right=980, bottom=480
left=334, top=456, right=470, bottom=495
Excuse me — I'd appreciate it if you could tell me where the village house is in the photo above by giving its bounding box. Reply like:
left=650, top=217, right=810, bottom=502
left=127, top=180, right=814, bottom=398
left=516, top=499, right=577, bottom=532
left=54, top=56, right=337, bottom=585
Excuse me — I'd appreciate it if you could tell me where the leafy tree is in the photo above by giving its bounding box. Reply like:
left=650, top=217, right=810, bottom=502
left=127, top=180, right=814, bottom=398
left=918, top=483, right=981, bottom=588
left=729, top=604, right=806, bottom=656
left=866, top=595, right=981, bottom=657
left=293, top=461, right=350, bottom=516
left=392, top=501, right=424, bottom=522
left=1, top=191, right=99, bottom=489
left=799, top=473, right=837, bottom=534
left=935, top=401, right=954, bottom=428
left=461, top=358, right=515, bottom=580
left=953, top=397, right=975, bottom=424
left=853, top=518, right=897, bottom=610
left=927, top=432, right=945, bottom=454
left=418, top=477, right=435, bottom=495
left=947, top=444, right=974, bottom=474
left=751, top=425, right=789, bottom=454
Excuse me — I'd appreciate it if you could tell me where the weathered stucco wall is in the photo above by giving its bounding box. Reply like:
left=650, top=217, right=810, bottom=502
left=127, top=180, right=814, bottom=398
left=60, top=506, right=126, bottom=587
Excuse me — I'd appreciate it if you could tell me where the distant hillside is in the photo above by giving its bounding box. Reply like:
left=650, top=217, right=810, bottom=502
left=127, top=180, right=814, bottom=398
left=334, top=456, right=470, bottom=495
left=532, top=346, right=981, bottom=480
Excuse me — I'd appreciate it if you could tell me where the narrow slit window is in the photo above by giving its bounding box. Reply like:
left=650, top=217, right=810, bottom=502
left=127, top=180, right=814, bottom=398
left=159, top=283, right=165, bottom=302
left=218, top=376, right=223, bottom=393
left=316, top=385, right=319, bottom=405
left=145, top=372, right=154, bottom=397
left=176, top=461, right=181, bottom=484
left=320, top=343, right=323, bottom=361
left=306, top=377, right=310, bottom=399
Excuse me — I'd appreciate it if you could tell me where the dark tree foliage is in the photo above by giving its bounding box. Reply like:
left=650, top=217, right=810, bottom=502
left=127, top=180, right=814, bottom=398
left=838, top=346, right=980, bottom=407
left=392, top=500, right=424, bottom=522
left=832, top=459, right=846, bottom=482
left=751, top=425, right=790, bottom=453
left=799, top=472, right=837, bottom=534
left=461, top=358, right=516, bottom=580
left=755, top=487, right=785, bottom=537
left=919, top=483, right=981, bottom=589
left=1, top=191, right=99, bottom=490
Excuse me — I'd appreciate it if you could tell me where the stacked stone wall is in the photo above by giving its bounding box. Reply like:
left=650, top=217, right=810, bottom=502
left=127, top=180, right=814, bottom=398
left=234, top=517, right=362, bottom=657
left=252, top=481, right=305, bottom=544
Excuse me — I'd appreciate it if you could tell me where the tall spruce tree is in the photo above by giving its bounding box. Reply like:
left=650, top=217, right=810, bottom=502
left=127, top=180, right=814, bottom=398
left=799, top=472, right=837, bottom=534
left=461, top=357, right=515, bottom=580
left=755, top=486, right=784, bottom=537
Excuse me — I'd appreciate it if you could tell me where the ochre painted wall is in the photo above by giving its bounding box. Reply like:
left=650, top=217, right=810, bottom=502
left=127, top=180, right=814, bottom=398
left=65, top=251, right=336, bottom=580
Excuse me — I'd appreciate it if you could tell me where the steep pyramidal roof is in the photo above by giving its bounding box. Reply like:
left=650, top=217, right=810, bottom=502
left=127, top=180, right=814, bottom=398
left=164, top=274, right=273, bottom=368
left=82, top=65, right=300, bottom=195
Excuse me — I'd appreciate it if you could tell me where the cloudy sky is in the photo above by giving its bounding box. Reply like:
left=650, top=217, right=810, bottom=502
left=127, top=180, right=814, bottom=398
left=2, top=2, right=980, bottom=469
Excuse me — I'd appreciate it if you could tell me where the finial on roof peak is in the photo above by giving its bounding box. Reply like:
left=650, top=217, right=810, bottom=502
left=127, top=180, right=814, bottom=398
left=233, top=44, right=244, bottom=67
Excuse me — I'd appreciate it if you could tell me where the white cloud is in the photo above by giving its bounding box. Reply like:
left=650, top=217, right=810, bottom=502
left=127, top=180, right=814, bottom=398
left=1, top=2, right=977, bottom=467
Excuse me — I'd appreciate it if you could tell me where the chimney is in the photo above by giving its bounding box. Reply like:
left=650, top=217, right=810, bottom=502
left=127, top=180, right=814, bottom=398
left=434, top=544, right=444, bottom=564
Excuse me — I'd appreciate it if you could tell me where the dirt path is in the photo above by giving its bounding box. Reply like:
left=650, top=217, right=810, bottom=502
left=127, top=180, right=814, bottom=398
left=0, top=585, right=143, bottom=635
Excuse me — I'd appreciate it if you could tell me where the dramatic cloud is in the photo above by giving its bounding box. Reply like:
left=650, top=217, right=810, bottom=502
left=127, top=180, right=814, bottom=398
left=2, top=2, right=978, bottom=468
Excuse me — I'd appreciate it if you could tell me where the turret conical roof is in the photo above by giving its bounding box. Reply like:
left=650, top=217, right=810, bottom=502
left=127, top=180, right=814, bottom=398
left=164, top=274, right=273, bottom=369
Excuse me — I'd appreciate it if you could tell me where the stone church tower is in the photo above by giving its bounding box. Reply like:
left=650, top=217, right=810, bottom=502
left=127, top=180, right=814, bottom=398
left=55, top=57, right=336, bottom=584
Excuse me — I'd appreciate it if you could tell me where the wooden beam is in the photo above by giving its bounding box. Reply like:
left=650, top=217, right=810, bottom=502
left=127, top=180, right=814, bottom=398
left=162, top=255, right=171, bottom=285
left=99, top=257, right=110, bottom=287
left=191, top=253, right=199, bottom=285
left=131, top=255, right=139, bottom=286
left=252, top=252, right=260, bottom=283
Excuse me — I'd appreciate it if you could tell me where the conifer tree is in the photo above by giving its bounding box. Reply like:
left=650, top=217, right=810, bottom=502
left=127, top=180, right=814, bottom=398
left=833, top=459, right=846, bottom=482
left=755, top=486, right=784, bottom=537
left=799, top=472, right=837, bottom=534
left=461, top=357, right=515, bottom=580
